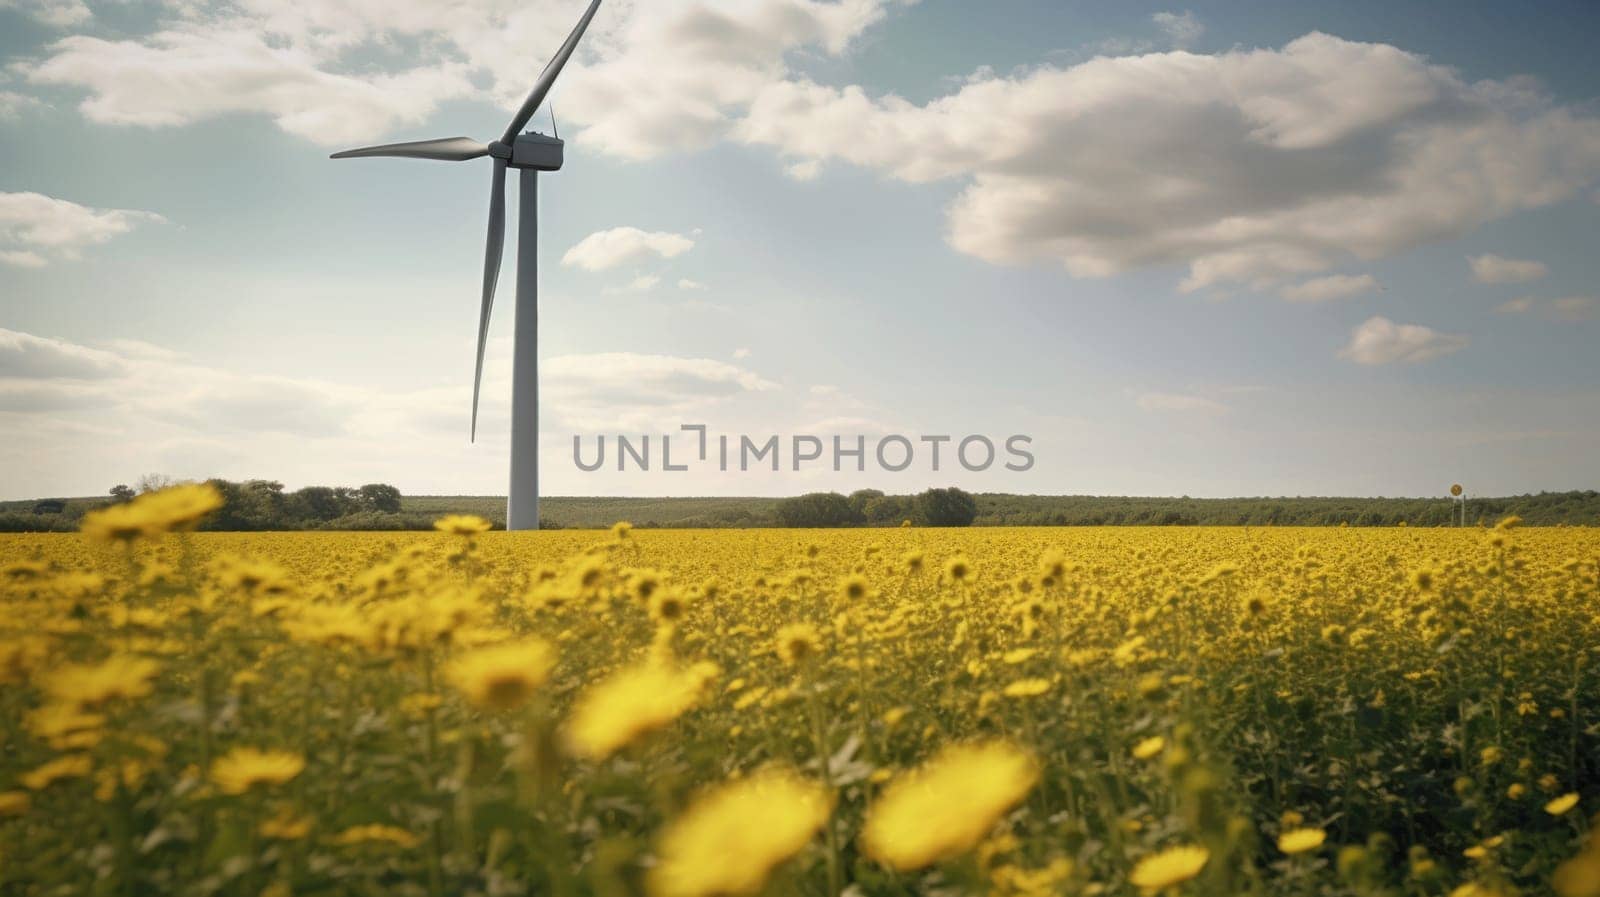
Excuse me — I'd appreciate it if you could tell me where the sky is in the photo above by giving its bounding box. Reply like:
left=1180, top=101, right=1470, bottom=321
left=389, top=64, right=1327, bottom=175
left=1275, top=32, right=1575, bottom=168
left=1, top=0, right=1597, bottom=501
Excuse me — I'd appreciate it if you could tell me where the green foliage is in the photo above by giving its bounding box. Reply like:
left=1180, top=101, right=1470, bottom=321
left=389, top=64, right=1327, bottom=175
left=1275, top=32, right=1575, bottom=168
left=4, top=488, right=1599, bottom=531
left=774, top=492, right=861, bottom=527
left=912, top=487, right=978, bottom=527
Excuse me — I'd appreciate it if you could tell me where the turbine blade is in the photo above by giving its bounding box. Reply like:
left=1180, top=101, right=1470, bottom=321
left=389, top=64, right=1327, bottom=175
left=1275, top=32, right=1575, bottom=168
left=501, top=0, right=602, bottom=143
left=471, top=158, right=509, bottom=442
left=330, top=137, right=489, bottom=161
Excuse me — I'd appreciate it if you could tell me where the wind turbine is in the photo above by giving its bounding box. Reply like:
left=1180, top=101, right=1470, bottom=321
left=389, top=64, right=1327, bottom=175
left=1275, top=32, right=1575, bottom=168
left=331, top=0, right=602, bottom=531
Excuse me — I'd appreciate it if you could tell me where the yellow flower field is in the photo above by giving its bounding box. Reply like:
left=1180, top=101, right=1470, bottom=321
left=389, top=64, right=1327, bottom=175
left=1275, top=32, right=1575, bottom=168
left=3, top=488, right=1599, bottom=896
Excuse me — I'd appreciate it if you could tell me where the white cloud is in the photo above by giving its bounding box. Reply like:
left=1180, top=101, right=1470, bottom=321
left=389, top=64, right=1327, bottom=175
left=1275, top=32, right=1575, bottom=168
left=736, top=32, right=1600, bottom=290
left=27, top=29, right=474, bottom=146
left=1151, top=11, right=1203, bottom=49
left=785, top=160, right=823, bottom=181
left=0, top=191, right=164, bottom=266
left=732, top=347, right=751, bottom=359
left=20, top=0, right=909, bottom=156
left=543, top=351, right=778, bottom=430
left=1279, top=273, right=1378, bottom=302
left=1136, top=392, right=1227, bottom=413
left=557, top=0, right=908, bottom=159
left=1, top=0, right=89, bottom=27
left=0, top=250, right=47, bottom=268
left=0, top=328, right=126, bottom=379
left=1468, top=253, right=1548, bottom=283
left=0, top=90, right=46, bottom=120
left=1338, top=316, right=1468, bottom=365
left=1498, top=296, right=1596, bottom=321
left=562, top=226, right=694, bottom=271
left=677, top=278, right=705, bottom=290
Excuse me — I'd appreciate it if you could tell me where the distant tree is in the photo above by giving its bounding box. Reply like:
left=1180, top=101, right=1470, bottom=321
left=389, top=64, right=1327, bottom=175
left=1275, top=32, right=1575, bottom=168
left=135, top=473, right=175, bottom=494
left=913, top=487, right=978, bottom=527
left=863, top=495, right=907, bottom=525
left=290, top=486, right=346, bottom=522
left=775, top=492, right=857, bottom=527
left=109, top=485, right=136, bottom=504
left=358, top=483, right=403, bottom=514
left=847, top=489, right=883, bottom=521
left=32, top=499, right=66, bottom=515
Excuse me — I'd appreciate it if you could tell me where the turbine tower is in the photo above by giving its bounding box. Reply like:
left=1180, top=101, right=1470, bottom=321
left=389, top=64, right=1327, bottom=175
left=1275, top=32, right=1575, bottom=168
left=332, top=0, right=602, bottom=531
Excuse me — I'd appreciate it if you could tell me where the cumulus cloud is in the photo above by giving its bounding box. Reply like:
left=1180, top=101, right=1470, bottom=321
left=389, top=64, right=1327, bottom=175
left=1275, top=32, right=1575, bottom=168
left=0, top=191, right=164, bottom=266
left=19, top=0, right=908, bottom=154
left=562, top=226, right=695, bottom=271
left=27, top=28, right=474, bottom=145
left=1468, top=253, right=1548, bottom=283
left=1279, top=273, right=1378, bottom=302
left=1136, top=392, right=1227, bottom=413
left=736, top=32, right=1600, bottom=291
left=20, top=6, right=1600, bottom=291
left=1338, top=316, right=1468, bottom=365
left=677, top=278, right=705, bottom=290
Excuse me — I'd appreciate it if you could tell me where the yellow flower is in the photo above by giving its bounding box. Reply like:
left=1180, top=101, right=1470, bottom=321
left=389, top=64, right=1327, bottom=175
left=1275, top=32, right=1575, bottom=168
left=565, top=660, right=715, bottom=760
left=1002, top=677, right=1051, bottom=698
left=862, top=741, right=1038, bottom=871
left=330, top=824, right=421, bottom=848
left=1132, top=736, right=1166, bottom=760
left=647, top=768, right=832, bottom=897
left=23, top=703, right=105, bottom=750
left=1278, top=827, right=1327, bottom=855
left=39, top=655, right=161, bottom=707
left=776, top=623, right=822, bottom=666
left=445, top=638, right=556, bottom=711
left=1554, top=850, right=1600, bottom=897
left=1129, top=845, right=1210, bottom=891
left=433, top=514, right=493, bottom=535
left=0, top=790, right=30, bottom=816
left=21, top=754, right=93, bottom=790
left=945, top=556, right=973, bottom=582
left=649, top=588, right=690, bottom=624
left=80, top=483, right=222, bottom=541
left=838, top=573, right=871, bottom=602
left=260, top=808, right=314, bottom=840
left=210, top=747, right=305, bottom=795
left=1546, top=793, right=1580, bottom=816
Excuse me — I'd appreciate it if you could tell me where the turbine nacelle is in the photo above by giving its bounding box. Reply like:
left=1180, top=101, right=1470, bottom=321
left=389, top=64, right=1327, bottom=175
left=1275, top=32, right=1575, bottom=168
left=509, top=132, right=564, bottom=171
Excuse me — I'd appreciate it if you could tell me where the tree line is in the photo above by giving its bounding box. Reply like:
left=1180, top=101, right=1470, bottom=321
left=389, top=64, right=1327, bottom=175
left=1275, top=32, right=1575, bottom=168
left=0, top=479, right=425, bottom=532
left=2, top=484, right=1595, bottom=531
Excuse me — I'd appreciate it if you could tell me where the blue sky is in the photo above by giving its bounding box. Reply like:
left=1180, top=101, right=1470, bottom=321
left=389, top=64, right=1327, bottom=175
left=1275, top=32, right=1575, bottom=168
left=1, top=0, right=1597, bottom=500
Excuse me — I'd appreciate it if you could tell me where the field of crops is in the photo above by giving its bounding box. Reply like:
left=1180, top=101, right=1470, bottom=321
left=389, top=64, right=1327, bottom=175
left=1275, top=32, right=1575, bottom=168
left=3, top=486, right=1600, bottom=897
